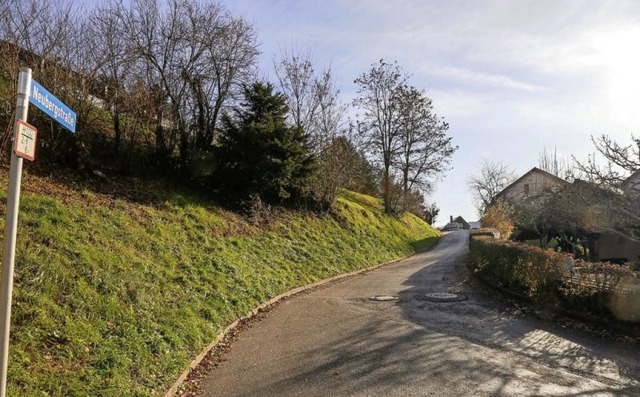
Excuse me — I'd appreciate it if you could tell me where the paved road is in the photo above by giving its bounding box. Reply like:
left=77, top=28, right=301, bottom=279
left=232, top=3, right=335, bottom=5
left=200, top=231, right=640, bottom=396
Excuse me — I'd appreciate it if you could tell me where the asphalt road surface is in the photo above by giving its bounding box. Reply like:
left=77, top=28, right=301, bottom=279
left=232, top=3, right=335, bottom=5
left=200, top=231, right=640, bottom=396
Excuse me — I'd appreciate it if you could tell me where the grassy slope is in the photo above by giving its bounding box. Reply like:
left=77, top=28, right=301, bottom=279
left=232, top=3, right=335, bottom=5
left=0, top=173, right=439, bottom=396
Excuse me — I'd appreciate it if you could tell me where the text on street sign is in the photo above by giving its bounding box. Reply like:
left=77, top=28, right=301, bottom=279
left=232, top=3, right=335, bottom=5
left=29, top=80, right=76, bottom=132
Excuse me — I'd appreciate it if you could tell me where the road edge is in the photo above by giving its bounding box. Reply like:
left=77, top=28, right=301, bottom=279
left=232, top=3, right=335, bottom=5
left=164, top=241, right=438, bottom=397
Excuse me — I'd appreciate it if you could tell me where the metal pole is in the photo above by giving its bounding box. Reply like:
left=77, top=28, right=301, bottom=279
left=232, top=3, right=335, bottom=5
left=0, top=67, right=31, bottom=397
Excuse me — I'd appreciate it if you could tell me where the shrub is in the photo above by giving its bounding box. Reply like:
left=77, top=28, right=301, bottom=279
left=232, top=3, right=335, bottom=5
left=480, top=199, right=514, bottom=240
left=470, top=227, right=500, bottom=240
left=469, top=236, right=565, bottom=299
left=562, top=260, right=640, bottom=320
left=469, top=236, right=640, bottom=322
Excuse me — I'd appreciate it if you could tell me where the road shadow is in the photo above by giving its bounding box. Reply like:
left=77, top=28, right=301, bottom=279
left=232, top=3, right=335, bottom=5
left=202, top=231, right=640, bottom=396
left=239, top=315, right=634, bottom=397
left=393, top=230, right=640, bottom=393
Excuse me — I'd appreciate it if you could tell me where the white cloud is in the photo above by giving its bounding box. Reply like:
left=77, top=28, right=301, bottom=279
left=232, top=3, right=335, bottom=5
left=426, top=65, right=549, bottom=92
left=219, top=0, right=640, bottom=222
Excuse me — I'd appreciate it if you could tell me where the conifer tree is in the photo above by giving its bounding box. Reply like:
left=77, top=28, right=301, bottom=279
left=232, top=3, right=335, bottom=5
left=213, top=82, right=315, bottom=206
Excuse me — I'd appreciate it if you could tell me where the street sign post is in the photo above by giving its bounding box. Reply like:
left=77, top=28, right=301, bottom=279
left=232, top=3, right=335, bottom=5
left=0, top=67, right=31, bottom=397
left=0, top=68, right=75, bottom=397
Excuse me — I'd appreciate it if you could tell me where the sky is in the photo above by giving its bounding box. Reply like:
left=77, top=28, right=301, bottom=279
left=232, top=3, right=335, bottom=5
left=216, top=0, right=640, bottom=225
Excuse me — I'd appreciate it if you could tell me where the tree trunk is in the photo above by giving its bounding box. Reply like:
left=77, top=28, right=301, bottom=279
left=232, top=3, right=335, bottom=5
left=402, top=166, right=409, bottom=211
left=383, top=168, right=391, bottom=214
left=113, top=107, right=121, bottom=154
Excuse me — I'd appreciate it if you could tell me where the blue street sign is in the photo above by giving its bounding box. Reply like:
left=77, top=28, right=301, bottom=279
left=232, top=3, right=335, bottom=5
left=29, top=80, right=76, bottom=132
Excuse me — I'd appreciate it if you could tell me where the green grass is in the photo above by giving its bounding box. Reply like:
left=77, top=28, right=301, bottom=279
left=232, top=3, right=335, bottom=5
left=1, top=177, right=439, bottom=396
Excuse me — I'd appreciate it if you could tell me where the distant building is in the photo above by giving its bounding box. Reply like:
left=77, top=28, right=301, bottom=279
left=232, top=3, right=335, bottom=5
left=492, top=166, right=640, bottom=262
left=453, top=216, right=470, bottom=230
left=494, top=167, right=570, bottom=203
left=468, top=221, right=482, bottom=229
left=441, top=215, right=471, bottom=231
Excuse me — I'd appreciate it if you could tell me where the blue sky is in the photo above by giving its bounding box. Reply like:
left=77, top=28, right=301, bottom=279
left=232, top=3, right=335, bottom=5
left=218, top=0, right=640, bottom=225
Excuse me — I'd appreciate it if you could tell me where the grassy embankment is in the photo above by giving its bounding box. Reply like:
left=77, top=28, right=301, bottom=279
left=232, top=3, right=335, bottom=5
left=1, top=172, right=439, bottom=396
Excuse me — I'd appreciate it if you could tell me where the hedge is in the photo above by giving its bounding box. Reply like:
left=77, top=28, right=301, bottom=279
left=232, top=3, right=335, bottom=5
left=469, top=236, right=640, bottom=323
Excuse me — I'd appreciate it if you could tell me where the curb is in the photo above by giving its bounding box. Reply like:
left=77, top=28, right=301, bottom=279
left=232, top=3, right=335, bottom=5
left=164, top=250, right=426, bottom=397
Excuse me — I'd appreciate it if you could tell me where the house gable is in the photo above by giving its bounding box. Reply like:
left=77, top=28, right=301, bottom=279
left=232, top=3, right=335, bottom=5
left=494, top=167, right=570, bottom=203
left=453, top=216, right=470, bottom=230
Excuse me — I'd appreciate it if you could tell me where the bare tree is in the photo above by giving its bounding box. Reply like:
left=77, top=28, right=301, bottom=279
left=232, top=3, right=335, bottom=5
left=123, top=0, right=206, bottom=162
left=538, top=145, right=573, bottom=181
left=88, top=1, right=134, bottom=154
left=0, top=0, right=259, bottom=173
left=0, top=0, right=75, bottom=146
left=119, top=0, right=174, bottom=158
left=395, top=84, right=456, bottom=205
left=1, top=0, right=76, bottom=61
left=0, top=1, right=22, bottom=152
left=353, top=59, right=408, bottom=213
left=468, top=159, right=516, bottom=216
left=274, top=46, right=318, bottom=131
left=353, top=60, right=455, bottom=213
left=0, top=0, right=102, bottom=166
left=274, top=46, right=356, bottom=205
left=311, top=67, right=345, bottom=151
left=121, top=0, right=259, bottom=166
left=274, top=46, right=345, bottom=153
left=573, top=134, right=640, bottom=189
left=424, top=202, right=439, bottom=225
left=187, top=3, right=258, bottom=153
left=572, top=134, right=640, bottom=241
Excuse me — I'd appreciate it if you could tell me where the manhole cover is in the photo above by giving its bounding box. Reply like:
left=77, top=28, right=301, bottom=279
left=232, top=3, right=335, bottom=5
left=418, top=292, right=467, bottom=302
left=369, top=295, right=399, bottom=302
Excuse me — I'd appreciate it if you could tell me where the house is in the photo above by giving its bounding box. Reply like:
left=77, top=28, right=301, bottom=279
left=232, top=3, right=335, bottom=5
left=601, top=171, right=640, bottom=261
left=453, top=216, right=471, bottom=230
left=494, top=167, right=570, bottom=203
left=441, top=215, right=470, bottom=231
left=493, top=166, right=640, bottom=262
left=441, top=216, right=461, bottom=231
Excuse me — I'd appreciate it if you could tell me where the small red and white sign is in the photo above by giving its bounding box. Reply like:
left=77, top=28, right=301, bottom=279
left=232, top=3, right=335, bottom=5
left=14, top=120, right=37, bottom=161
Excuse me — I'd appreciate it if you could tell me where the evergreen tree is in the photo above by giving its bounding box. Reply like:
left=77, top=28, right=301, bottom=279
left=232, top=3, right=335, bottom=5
left=213, top=82, right=315, bottom=207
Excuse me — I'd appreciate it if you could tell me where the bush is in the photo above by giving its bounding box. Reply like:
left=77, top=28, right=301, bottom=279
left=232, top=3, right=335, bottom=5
left=480, top=199, right=514, bottom=240
left=469, top=236, right=565, bottom=299
left=469, top=236, right=640, bottom=323
left=309, top=136, right=378, bottom=206
left=470, top=228, right=500, bottom=240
